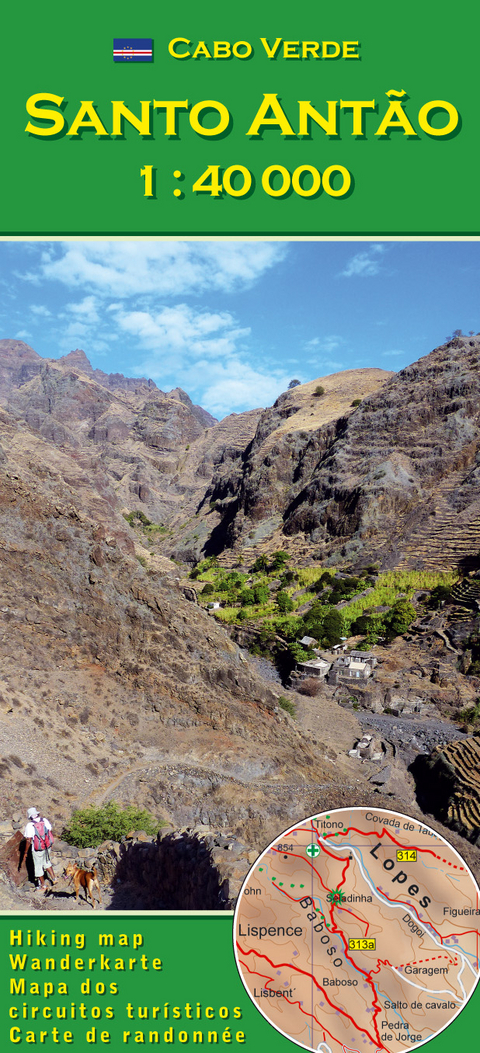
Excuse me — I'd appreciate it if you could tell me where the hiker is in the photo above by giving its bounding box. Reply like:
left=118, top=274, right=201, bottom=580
left=23, top=807, right=57, bottom=892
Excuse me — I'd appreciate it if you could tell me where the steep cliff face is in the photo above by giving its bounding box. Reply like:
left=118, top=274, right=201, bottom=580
left=283, top=336, right=480, bottom=569
left=0, top=341, right=223, bottom=531
left=201, top=338, right=480, bottom=571
left=0, top=339, right=45, bottom=396
left=199, top=368, right=393, bottom=559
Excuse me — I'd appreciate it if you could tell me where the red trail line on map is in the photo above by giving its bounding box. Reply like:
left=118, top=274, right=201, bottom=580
left=368, top=959, right=393, bottom=976
left=258, top=821, right=475, bottom=1045
left=336, top=906, right=370, bottom=935
left=322, top=827, right=465, bottom=870
left=236, top=943, right=388, bottom=1051
left=339, top=859, right=350, bottom=887
left=239, top=960, right=278, bottom=986
left=327, top=905, right=384, bottom=1045
left=441, top=930, right=479, bottom=939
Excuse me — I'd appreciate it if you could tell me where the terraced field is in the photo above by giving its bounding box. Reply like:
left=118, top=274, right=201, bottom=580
left=423, top=736, right=480, bottom=841
left=448, top=579, right=480, bottom=621
left=389, top=474, right=480, bottom=571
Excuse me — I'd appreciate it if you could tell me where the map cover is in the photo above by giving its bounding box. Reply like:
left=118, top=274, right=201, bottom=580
left=0, top=1, right=479, bottom=1052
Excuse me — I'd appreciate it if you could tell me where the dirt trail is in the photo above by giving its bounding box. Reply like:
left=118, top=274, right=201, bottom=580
left=84, top=764, right=153, bottom=807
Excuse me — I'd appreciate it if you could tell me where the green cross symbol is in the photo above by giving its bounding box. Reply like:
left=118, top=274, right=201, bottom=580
left=306, top=843, right=320, bottom=858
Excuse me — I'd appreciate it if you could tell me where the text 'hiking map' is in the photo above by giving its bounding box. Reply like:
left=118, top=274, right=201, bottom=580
left=234, top=807, right=480, bottom=1051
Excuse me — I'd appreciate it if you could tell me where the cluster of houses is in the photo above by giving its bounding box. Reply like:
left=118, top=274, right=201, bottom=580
left=295, top=637, right=378, bottom=685
left=203, top=600, right=379, bottom=686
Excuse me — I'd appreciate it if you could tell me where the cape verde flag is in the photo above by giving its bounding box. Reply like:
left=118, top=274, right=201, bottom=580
left=113, top=38, right=153, bottom=62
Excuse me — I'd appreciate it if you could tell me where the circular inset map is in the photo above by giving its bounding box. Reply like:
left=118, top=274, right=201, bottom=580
left=233, top=807, right=480, bottom=1051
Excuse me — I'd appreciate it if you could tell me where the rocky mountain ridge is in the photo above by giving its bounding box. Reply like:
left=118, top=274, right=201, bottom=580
left=194, top=335, right=480, bottom=572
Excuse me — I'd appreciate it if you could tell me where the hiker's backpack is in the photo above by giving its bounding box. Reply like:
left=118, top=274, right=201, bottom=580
left=32, top=819, right=53, bottom=851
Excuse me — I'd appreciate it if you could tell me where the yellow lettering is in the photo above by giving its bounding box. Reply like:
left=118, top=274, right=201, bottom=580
left=298, top=100, right=338, bottom=136
left=323, top=164, right=351, bottom=197
left=232, top=41, right=252, bottom=58
left=214, top=41, right=231, bottom=58
left=322, top=41, right=341, bottom=58
left=259, top=37, right=282, bottom=59
left=168, top=38, right=191, bottom=58
left=111, top=101, right=151, bottom=136
left=247, top=93, right=295, bottom=136
left=340, top=99, right=375, bottom=135
left=189, top=100, right=230, bottom=135
left=375, top=91, right=417, bottom=137
left=192, top=42, right=212, bottom=59
left=10, top=980, right=25, bottom=994
left=67, top=102, right=109, bottom=137
left=418, top=100, right=459, bottom=136
left=283, top=41, right=300, bottom=58
left=25, top=93, right=65, bottom=136
left=153, top=101, right=188, bottom=136
left=302, top=41, right=320, bottom=58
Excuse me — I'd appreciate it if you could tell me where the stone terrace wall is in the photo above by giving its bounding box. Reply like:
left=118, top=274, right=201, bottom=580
left=97, top=829, right=255, bottom=910
left=411, top=735, right=480, bottom=844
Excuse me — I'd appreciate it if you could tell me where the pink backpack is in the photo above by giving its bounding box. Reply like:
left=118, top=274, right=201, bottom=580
left=32, top=819, right=53, bottom=851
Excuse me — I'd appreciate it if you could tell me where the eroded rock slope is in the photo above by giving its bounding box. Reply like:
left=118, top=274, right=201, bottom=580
left=199, top=337, right=480, bottom=571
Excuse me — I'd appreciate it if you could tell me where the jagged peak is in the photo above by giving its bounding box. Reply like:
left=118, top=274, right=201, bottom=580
left=168, top=386, right=194, bottom=405
left=57, top=348, right=94, bottom=370
left=0, top=338, right=41, bottom=361
left=168, top=387, right=217, bottom=427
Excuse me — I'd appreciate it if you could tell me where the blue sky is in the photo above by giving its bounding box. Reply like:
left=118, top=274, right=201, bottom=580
left=1, top=240, right=479, bottom=419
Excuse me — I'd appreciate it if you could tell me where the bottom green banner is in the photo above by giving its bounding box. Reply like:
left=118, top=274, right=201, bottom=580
left=1, top=915, right=478, bottom=1050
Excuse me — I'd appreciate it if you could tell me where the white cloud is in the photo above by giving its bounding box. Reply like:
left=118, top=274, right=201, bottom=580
left=14, top=329, right=32, bottom=340
left=114, top=303, right=249, bottom=365
left=339, top=243, right=386, bottom=278
left=201, top=363, right=291, bottom=418
left=108, top=302, right=289, bottom=416
left=30, top=305, right=52, bottom=317
left=305, top=334, right=343, bottom=353
left=381, top=349, right=405, bottom=357
left=63, top=295, right=100, bottom=323
left=37, top=295, right=118, bottom=355
left=23, top=242, right=287, bottom=298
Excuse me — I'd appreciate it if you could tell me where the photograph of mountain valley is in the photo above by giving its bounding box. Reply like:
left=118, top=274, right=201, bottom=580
left=1, top=239, right=480, bottom=910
